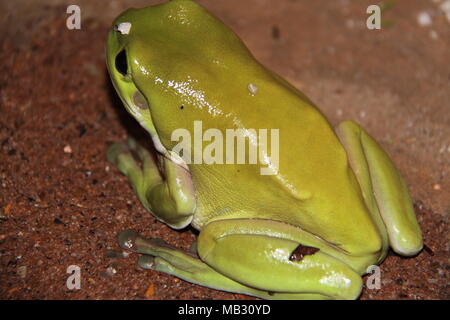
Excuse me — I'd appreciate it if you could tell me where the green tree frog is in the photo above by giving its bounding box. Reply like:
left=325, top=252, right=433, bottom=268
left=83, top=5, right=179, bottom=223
left=106, top=0, right=422, bottom=299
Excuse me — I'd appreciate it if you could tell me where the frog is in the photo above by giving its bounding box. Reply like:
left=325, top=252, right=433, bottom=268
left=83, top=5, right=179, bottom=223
left=105, top=0, right=422, bottom=299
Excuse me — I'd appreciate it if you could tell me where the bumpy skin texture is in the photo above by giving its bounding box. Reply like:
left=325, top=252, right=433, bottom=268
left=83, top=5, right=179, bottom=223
left=106, top=0, right=423, bottom=299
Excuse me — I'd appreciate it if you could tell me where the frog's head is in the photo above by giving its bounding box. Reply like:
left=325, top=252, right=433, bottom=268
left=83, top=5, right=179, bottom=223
left=106, top=0, right=251, bottom=156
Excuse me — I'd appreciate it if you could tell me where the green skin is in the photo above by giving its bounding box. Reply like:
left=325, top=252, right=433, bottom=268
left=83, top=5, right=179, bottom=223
left=106, top=0, right=422, bottom=299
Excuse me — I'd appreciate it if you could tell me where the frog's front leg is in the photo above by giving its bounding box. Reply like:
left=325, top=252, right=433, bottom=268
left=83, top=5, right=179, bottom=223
left=118, top=220, right=361, bottom=300
left=107, top=138, right=196, bottom=229
left=335, top=120, right=423, bottom=256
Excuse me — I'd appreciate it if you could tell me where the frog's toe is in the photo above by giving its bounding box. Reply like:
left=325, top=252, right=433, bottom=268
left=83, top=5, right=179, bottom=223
left=118, top=230, right=186, bottom=256
left=107, top=141, right=147, bottom=181
left=138, top=255, right=156, bottom=269
left=106, top=142, right=131, bottom=165
left=118, top=229, right=140, bottom=252
left=118, top=230, right=175, bottom=274
left=107, top=138, right=153, bottom=169
left=126, top=136, right=138, bottom=149
left=126, top=137, right=154, bottom=161
left=117, top=230, right=226, bottom=289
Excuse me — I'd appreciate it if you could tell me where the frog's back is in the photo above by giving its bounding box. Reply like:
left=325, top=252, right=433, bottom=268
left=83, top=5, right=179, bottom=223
left=189, top=62, right=382, bottom=256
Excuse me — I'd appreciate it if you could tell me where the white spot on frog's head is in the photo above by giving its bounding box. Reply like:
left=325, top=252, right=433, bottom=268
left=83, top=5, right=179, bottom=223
left=248, top=83, right=259, bottom=96
left=115, top=22, right=132, bottom=35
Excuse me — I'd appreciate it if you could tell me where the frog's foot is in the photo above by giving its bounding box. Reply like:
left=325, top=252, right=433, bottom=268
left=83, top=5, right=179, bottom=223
left=336, top=120, right=423, bottom=257
left=107, top=137, right=196, bottom=229
left=118, top=230, right=334, bottom=300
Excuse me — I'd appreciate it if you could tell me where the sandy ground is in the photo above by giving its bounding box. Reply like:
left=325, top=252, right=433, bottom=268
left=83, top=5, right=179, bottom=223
left=0, top=0, right=448, bottom=299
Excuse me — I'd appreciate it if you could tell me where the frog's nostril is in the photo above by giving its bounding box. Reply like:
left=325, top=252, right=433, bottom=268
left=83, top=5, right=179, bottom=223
left=115, top=49, right=128, bottom=76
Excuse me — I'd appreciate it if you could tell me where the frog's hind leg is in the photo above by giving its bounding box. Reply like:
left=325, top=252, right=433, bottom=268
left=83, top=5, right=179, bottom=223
left=119, top=218, right=364, bottom=299
left=107, top=138, right=196, bottom=229
left=335, top=120, right=422, bottom=257
left=118, top=230, right=333, bottom=300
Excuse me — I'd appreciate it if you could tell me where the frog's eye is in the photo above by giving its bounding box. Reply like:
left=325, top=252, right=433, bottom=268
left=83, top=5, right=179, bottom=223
left=115, top=49, right=128, bottom=76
